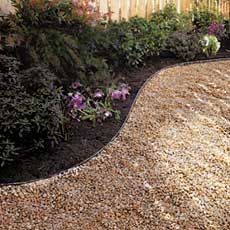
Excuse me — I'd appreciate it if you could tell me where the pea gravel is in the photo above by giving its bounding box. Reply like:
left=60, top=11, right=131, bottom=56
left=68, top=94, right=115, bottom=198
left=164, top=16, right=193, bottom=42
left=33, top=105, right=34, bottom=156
left=0, top=60, right=230, bottom=230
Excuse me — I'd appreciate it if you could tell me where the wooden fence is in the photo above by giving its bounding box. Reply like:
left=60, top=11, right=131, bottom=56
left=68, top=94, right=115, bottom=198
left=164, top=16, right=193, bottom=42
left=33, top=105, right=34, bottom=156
left=97, top=0, right=230, bottom=20
left=0, top=0, right=230, bottom=19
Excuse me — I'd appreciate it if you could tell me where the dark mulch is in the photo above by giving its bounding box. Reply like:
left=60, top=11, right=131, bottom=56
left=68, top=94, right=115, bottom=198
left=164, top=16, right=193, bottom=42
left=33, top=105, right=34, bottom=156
left=0, top=46, right=230, bottom=184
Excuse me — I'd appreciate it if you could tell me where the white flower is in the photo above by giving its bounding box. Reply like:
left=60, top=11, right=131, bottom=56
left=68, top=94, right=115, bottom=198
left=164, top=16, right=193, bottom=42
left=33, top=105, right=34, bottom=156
left=216, top=41, right=221, bottom=51
left=202, top=36, right=209, bottom=46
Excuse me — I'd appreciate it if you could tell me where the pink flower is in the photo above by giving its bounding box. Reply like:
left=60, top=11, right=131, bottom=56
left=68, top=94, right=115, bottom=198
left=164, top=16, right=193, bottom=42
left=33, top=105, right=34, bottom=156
left=109, top=84, right=130, bottom=101
left=72, top=0, right=79, bottom=6
left=111, top=90, right=122, bottom=100
left=120, top=84, right=130, bottom=100
left=68, top=92, right=86, bottom=110
left=72, top=81, right=82, bottom=89
left=93, top=89, right=104, bottom=99
left=208, top=22, right=225, bottom=39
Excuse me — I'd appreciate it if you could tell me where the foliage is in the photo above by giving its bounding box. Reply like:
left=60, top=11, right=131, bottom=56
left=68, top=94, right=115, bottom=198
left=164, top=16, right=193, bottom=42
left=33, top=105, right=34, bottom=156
left=96, top=17, right=167, bottom=68
left=10, top=0, right=72, bottom=26
left=10, top=0, right=103, bottom=26
left=191, top=0, right=224, bottom=29
left=21, top=27, right=87, bottom=83
left=96, top=21, right=141, bottom=68
left=0, top=55, right=67, bottom=166
left=151, top=3, right=192, bottom=34
left=166, top=30, right=202, bottom=61
left=200, top=35, right=221, bottom=57
left=0, top=1, right=110, bottom=86
left=128, top=17, right=167, bottom=57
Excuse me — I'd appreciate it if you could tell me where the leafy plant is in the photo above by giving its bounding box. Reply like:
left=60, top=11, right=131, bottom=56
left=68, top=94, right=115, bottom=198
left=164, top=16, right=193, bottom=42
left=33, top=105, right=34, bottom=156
left=95, top=17, right=167, bottom=68
left=20, top=27, right=83, bottom=81
left=191, top=0, right=224, bottom=29
left=11, top=0, right=72, bottom=27
left=0, top=55, right=67, bottom=166
left=200, top=35, right=221, bottom=57
left=166, top=30, right=202, bottom=61
left=0, top=0, right=111, bottom=87
left=151, top=3, right=191, bottom=34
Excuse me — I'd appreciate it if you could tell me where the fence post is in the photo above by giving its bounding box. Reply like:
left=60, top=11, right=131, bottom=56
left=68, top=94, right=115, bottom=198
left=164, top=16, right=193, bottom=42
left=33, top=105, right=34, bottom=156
left=176, top=0, right=181, bottom=13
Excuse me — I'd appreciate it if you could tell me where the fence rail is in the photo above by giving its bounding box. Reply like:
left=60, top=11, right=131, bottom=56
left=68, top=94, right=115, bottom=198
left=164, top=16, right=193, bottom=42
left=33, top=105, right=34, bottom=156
left=0, top=0, right=230, bottom=19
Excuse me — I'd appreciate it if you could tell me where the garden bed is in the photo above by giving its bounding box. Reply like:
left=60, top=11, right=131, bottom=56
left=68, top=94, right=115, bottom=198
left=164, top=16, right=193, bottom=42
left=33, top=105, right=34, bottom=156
left=0, top=1, right=230, bottom=184
left=0, top=59, right=229, bottom=229
left=0, top=48, right=230, bottom=184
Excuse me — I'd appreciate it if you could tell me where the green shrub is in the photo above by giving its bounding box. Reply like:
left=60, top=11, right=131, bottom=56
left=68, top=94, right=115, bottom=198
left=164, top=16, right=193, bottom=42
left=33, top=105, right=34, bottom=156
left=97, top=21, right=140, bottom=67
left=190, top=0, right=224, bottom=30
left=0, top=55, right=67, bottom=166
left=11, top=0, right=72, bottom=27
left=165, top=30, right=202, bottom=61
left=151, top=3, right=191, bottom=34
left=128, top=17, right=167, bottom=56
left=95, top=17, right=167, bottom=68
left=0, top=0, right=111, bottom=88
left=20, top=27, right=83, bottom=81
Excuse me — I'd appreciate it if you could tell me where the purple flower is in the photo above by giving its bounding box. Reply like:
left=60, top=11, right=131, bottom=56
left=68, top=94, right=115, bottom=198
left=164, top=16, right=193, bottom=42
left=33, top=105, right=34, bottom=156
left=68, top=92, right=86, bottom=110
left=72, top=81, right=82, bottom=89
left=120, top=84, right=130, bottom=100
left=93, top=89, right=104, bottom=99
left=111, top=90, right=122, bottom=100
left=109, top=84, right=130, bottom=101
left=208, top=22, right=225, bottom=39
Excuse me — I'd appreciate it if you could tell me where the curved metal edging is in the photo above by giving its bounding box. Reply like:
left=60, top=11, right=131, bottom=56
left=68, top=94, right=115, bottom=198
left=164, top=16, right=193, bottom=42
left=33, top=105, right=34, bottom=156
left=1, top=57, right=230, bottom=187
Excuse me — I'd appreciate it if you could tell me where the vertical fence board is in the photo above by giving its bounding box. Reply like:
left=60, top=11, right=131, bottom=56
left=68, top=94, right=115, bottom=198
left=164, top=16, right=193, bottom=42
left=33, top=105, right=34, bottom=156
left=121, top=0, right=129, bottom=20
left=0, top=0, right=229, bottom=19
left=130, top=0, right=138, bottom=17
left=99, top=0, right=108, bottom=15
left=159, top=0, right=164, bottom=9
left=138, top=0, right=147, bottom=18
left=146, top=0, right=154, bottom=18
left=176, top=0, right=181, bottom=13
left=110, top=0, right=120, bottom=21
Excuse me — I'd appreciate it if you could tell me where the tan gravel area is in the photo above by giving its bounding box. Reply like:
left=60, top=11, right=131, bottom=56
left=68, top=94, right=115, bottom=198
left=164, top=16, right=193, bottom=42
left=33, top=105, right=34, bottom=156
left=0, top=60, right=230, bottom=230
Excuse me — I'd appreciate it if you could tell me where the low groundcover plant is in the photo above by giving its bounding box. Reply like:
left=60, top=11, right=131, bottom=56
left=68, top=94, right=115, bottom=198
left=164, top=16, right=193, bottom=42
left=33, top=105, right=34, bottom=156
left=66, top=82, right=130, bottom=126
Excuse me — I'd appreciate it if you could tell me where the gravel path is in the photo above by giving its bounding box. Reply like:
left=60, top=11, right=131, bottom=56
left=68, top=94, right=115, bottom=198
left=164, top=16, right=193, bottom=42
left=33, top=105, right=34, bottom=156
left=0, top=60, right=230, bottom=230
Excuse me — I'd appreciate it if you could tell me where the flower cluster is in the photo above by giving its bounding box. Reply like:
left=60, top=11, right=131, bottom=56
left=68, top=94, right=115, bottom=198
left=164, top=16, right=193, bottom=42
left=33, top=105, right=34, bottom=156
left=71, top=0, right=102, bottom=25
left=208, top=22, right=226, bottom=39
left=109, top=84, right=130, bottom=101
left=67, top=82, right=130, bottom=124
left=200, top=35, right=221, bottom=57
